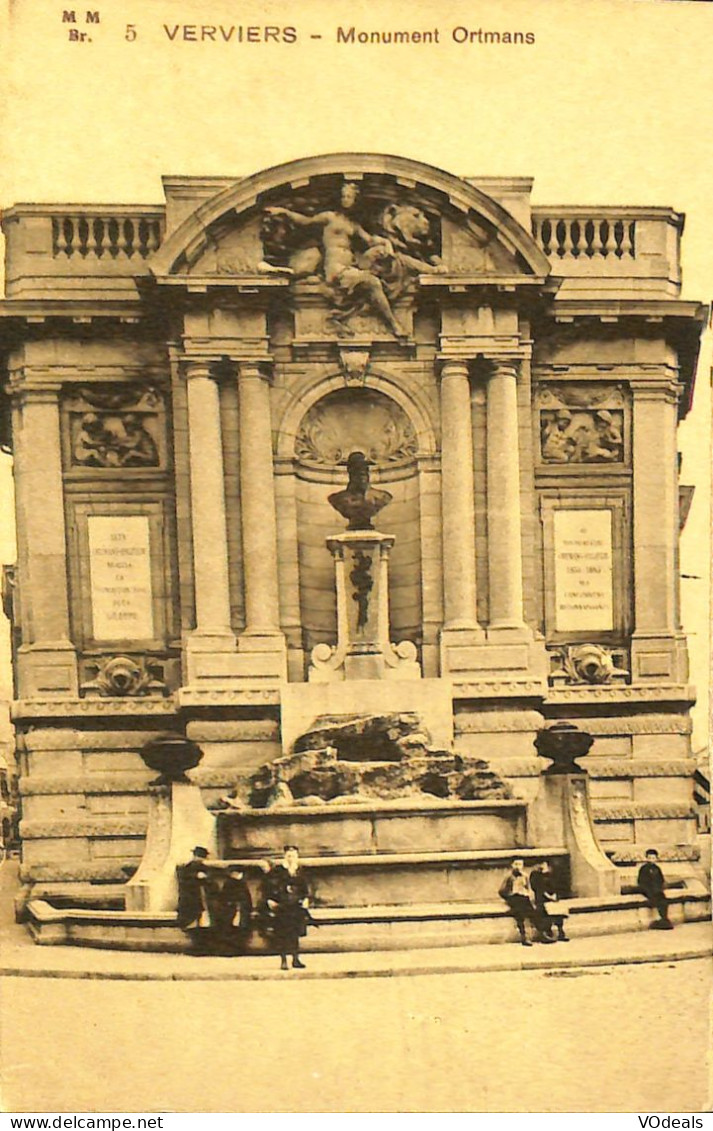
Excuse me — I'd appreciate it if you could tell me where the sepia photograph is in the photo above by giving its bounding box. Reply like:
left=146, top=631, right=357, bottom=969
left=0, top=0, right=710, bottom=1115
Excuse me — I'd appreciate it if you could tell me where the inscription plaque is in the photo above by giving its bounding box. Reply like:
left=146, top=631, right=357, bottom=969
left=553, top=509, right=614, bottom=632
left=88, top=515, right=154, bottom=640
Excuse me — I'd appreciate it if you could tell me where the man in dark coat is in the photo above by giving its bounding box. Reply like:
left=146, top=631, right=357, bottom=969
left=637, top=848, right=673, bottom=929
left=176, top=847, right=254, bottom=955
left=176, top=845, right=213, bottom=954
left=263, top=845, right=312, bottom=969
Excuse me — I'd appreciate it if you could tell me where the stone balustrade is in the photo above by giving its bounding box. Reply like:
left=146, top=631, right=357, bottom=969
left=533, top=214, right=636, bottom=260
left=531, top=206, right=683, bottom=295
left=51, top=213, right=163, bottom=259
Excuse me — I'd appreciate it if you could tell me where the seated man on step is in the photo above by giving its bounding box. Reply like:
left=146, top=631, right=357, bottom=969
left=499, top=858, right=551, bottom=946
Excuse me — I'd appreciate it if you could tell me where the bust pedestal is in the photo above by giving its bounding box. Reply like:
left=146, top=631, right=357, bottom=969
left=309, top=530, right=420, bottom=682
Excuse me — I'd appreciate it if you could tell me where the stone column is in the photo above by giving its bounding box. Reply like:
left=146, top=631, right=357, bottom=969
left=185, top=363, right=234, bottom=641
left=13, top=381, right=77, bottom=696
left=486, top=359, right=526, bottom=632
left=237, top=363, right=282, bottom=637
left=439, top=360, right=479, bottom=631
left=630, top=377, right=685, bottom=682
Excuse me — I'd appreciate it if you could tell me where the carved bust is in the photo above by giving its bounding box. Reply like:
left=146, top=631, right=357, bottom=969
left=328, top=451, right=392, bottom=530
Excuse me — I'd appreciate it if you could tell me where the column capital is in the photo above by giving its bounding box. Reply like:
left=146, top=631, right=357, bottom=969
left=486, top=357, right=521, bottom=381
left=237, top=360, right=274, bottom=385
left=628, top=375, right=683, bottom=405
left=436, top=356, right=471, bottom=381
left=182, top=360, right=219, bottom=382
left=6, top=369, right=63, bottom=401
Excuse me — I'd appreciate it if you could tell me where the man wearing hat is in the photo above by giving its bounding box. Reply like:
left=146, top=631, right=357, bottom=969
left=263, top=845, right=312, bottom=969
left=176, top=845, right=213, bottom=954
left=176, top=847, right=254, bottom=955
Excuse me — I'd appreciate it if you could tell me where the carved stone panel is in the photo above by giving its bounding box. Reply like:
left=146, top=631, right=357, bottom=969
left=537, top=384, right=627, bottom=465
left=295, top=388, right=417, bottom=467
left=63, top=385, right=165, bottom=470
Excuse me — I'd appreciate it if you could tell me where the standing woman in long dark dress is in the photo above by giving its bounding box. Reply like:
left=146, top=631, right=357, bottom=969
left=265, top=845, right=311, bottom=970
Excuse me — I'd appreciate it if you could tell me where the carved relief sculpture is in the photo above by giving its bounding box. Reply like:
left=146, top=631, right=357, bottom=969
left=67, top=386, right=163, bottom=469
left=80, top=654, right=167, bottom=697
left=538, top=385, right=626, bottom=465
left=549, top=644, right=629, bottom=685
left=258, top=180, right=448, bottom=338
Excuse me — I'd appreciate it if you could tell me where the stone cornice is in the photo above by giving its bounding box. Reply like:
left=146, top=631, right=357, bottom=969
left=20, top=817, right=147, bottom=839
left=545, top=684, right=696, bottom=706
left=592, top=801, right=695, bottom=821
left=19, top=768, right=241, bottom=795
left=546, top=298, right=707, bottom=322
left=11, top=697, right=178, bottom=721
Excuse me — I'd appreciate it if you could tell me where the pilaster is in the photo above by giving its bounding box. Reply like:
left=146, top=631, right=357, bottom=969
left=9, top=373, right=78, bottom=697
left=629, top=373, right=688, bottom=684
left=183, top=361, right=236, bottom=672
left=437, top=359, right=483, bottom=678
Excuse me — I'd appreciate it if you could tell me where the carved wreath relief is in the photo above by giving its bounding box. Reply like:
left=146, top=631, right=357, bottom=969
left=295, top=389, right=417, bottom=466
left=258, top=179, right=448, bottom=338
left=538, top=385, right=626, bottom=465
left=67, top=386, right=163, bottom=469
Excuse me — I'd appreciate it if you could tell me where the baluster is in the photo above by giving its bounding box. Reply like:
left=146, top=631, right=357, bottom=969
left=622, top=221, right=635, bottom=258
left=555, top=219, right=567, bottom=257
left=584, top=219, right=595, bottom=258
left=63, top=217, right=76, bottom=257
left=540, top=219, right=552, bottom=256
left=136, top=219, right=147, bottom=257
left=115, top=218, right=129, bottom=256
left=146, top=220, right=161, bottom=252
left=601, top=219, right=615, bottom=257
left=124, top=219, right=135, bottom=258
left=94, top=219, right=108, bottom=257
left=107, top=218, right=119, bottom=258
left=570, top=219, right=581, bottom=258
left=613, top=220, right=624, bottom=258
left=85, top=217, right=98, bottom=257
left=53, top=218, right=67, bottom=256
left=76, top=218, right=89, bottom=257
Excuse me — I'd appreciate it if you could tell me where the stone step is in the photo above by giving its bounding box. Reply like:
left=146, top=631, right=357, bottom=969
left=25, top=887, right=711, bottom=953
left=264, top=847, right=569, bottom=906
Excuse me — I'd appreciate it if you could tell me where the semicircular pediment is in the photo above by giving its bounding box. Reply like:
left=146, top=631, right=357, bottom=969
left=150, top=152, right=551, bottom=281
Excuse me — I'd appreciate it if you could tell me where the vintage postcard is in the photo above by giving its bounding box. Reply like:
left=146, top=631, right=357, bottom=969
left=0, top=0, right=710, bottom=1115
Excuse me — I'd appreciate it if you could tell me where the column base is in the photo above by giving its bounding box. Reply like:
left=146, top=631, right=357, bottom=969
left=486, top=622, right=533, bottom=642
left=184, top=629, right=286, bottom=688
left=441, top=626, right=548, bottom=694
left=17, top=642, right=78, bottom=698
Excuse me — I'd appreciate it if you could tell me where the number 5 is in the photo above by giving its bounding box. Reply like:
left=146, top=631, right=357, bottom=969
left=125, top=24, right=137, bottom=40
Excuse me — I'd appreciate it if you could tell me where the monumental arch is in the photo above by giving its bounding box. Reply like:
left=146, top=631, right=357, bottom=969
left=0, top=154, right=707, bottom=931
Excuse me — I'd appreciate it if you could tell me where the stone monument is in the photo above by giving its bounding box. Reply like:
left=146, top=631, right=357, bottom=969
left=309, top=451, right=420, bottom=682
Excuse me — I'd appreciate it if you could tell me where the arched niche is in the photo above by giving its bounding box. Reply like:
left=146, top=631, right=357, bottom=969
left=293, top=386, right=423, bottom=666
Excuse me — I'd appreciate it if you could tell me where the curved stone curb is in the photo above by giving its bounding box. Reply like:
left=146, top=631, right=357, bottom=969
left=1, top=939, right=709, bottom=983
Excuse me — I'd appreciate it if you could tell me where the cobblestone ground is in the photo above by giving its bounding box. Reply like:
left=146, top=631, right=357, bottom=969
left=1, top=958, right=710, bottom=1112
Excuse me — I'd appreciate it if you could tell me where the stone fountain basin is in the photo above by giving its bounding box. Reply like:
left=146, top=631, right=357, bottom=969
left=218, top=796, right=527, bottom=859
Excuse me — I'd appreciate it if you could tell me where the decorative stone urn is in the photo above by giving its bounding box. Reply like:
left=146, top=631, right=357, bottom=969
left=534, top=721, right=594, bottom=775
left=139, top=735, right=204, bottom=785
